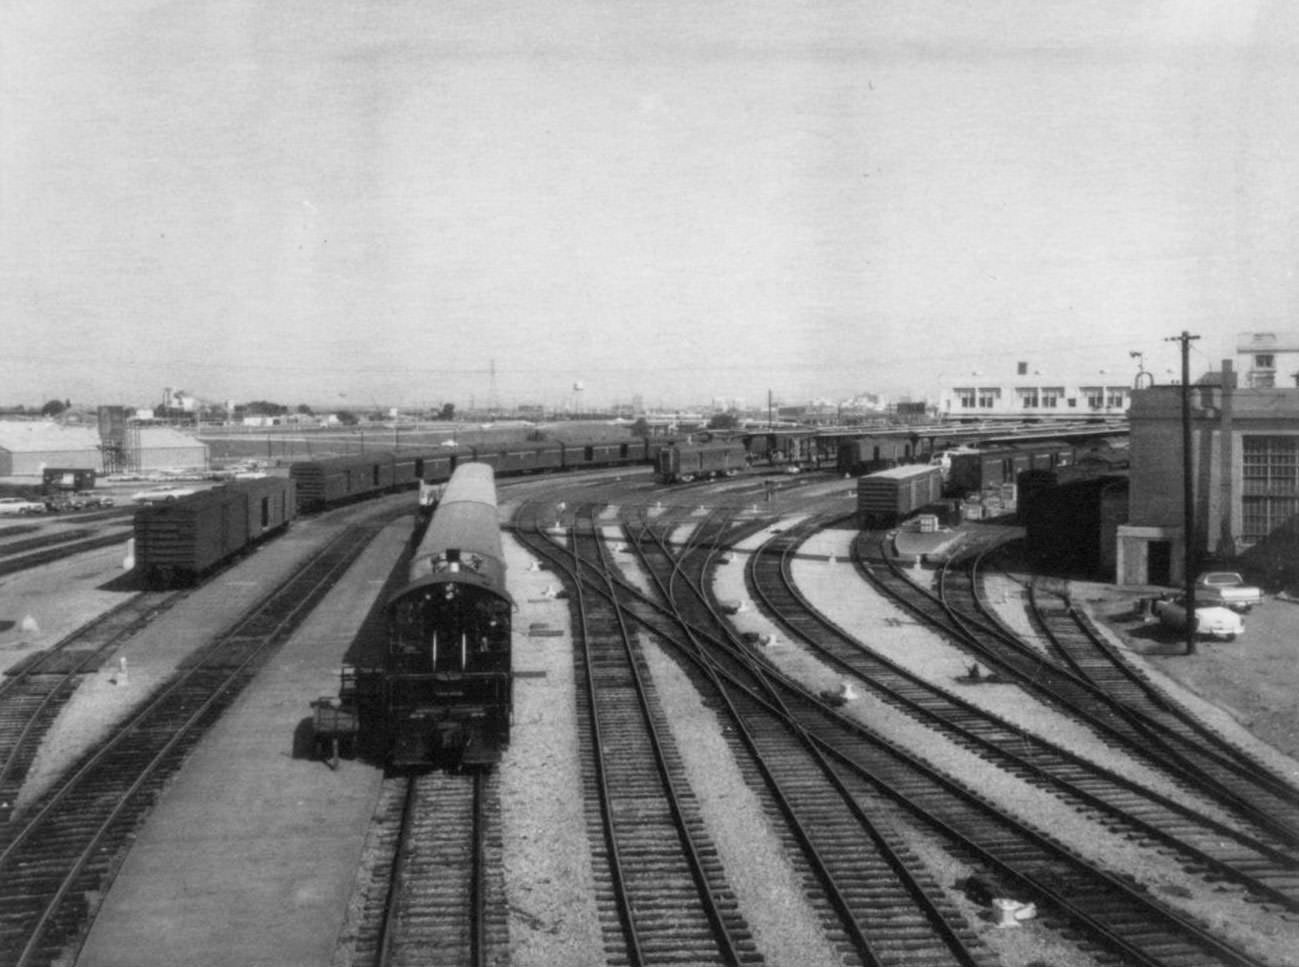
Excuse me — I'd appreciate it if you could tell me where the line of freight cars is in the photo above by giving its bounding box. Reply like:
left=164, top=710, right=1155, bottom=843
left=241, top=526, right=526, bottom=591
left=838, top=435, right=1127, bottom=498
left=134, top=436, right=665, bottom=587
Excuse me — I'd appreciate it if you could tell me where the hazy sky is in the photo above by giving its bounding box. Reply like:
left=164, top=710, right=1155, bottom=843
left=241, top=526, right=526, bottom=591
left=2, top=2, right=1294, bottom=411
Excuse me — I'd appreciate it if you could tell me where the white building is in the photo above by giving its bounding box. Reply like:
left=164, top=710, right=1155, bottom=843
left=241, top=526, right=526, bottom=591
left=1236, top=331, right=1299, bottom=389
left=940, top=362, right=1130, bottom=420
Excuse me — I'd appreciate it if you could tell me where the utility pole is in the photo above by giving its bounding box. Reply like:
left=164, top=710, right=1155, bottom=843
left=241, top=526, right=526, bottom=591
left=1165, top=330, right=1200, bottom=655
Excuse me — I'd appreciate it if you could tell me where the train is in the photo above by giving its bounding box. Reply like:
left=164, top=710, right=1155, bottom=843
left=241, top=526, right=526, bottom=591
left=655, top=440, right=749, bottom=483
left=341, top=462, right=513, bottom=768
left=132, top=433, right=664, bottom=588
left=132, top=475, right=297, bottom=587
left=856, top=464, right=945, bottom=527
left=833, top=433, right=1128, bottom=498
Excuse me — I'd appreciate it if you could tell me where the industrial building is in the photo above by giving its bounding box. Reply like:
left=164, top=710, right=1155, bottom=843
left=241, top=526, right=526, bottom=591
left=0, top=420, right=209, bottom=477
left=1117, top=360, right=1299, bottom=589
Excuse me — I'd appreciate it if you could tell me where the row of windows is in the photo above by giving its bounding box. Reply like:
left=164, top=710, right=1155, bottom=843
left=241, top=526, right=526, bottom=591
left=954, top=393, right=1126, bottom=409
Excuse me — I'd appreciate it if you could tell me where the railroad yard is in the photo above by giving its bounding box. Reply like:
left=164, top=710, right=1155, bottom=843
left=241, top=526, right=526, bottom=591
left=0, top=466, right=1297, bottom=967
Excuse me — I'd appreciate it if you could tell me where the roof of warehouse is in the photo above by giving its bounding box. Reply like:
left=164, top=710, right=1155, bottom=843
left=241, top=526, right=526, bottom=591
left=0, top=421, right=99, bottom=453
left=0, top=421, right=207, bottom=453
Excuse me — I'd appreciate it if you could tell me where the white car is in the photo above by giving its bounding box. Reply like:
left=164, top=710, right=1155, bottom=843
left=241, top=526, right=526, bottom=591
left=0, top=496, right=46, bottom=515
left=1153, top=598, right=1244, bottom=641
left=1194, top=572, right=1263, bottom=613
left=131, top=486, right=198, bottom=504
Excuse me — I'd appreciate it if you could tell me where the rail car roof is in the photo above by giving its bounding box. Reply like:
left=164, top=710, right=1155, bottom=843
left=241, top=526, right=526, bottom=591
left=861, top=464, right=942, bottom=480
left=402, top=463, right=509, bottom=600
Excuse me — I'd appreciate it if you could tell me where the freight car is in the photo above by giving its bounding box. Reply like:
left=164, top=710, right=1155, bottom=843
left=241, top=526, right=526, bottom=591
left=857, top=464, right=944, bottom=527
left=343, top=462, right=513, bottom=768
left=945, top=441, right=1074, bottom=499
left=835, top=435, right=922, bottom=476
left=656, top=440, right=748, bottom=483
left=133, top=476, right=296, bottom=587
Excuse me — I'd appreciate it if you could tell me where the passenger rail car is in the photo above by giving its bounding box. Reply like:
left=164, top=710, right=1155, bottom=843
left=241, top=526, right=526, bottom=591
left=347, top=463, right=513, bottom=768
left=288, top=436, right=663, bottom=514
left=133, top=476, right=296, bottom=587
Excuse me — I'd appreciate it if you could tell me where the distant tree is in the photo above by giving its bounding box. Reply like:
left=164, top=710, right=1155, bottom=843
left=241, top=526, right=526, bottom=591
left=630, top=417, right=650, bottom=438
left=438, top=403, right=456, bottom=421
left=244, top=400, right=288, bottom=417
left=335, top=410, right=359, bottom=426
left=707, top=412, right=739, bottom=431
left=40, top=399, right=68, bottom=417
left=295, top=404, right=314, bottom=415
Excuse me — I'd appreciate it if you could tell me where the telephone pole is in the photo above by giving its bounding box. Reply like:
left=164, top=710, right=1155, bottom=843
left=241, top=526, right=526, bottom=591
left=1165, top=330, right=1200, bottom=655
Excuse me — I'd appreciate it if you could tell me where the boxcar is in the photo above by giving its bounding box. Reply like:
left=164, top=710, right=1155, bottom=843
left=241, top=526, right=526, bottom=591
left=946, top=442, right=1074, bottom=498
left=656, top=441, right=748, bottom=483
left=836, top=436, right=918, bottom=476
left=134, top=476, right=296, bottom=587
left=857, top=464, right=944, bottom=527
left=290, top=453, right=399, bottom=510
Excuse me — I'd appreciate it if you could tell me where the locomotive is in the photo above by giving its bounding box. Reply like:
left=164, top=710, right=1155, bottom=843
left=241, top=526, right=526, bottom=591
left=345, top=462, right=513, bottom=768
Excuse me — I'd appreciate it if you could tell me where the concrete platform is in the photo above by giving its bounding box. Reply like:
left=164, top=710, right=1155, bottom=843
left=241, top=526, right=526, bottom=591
left=74, top=516, right=412, bottom=967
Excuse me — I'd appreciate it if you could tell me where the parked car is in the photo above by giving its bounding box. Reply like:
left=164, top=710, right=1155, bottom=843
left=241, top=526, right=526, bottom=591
left=131, top=486, right=198, bottom=504
left=1153, top=596, right=1245, bottom=641
left=0, top=496, right=47, bottom=515
left=69, top=491, right=115, bottom=509
left=1194, top=571, right=1262, bottom=612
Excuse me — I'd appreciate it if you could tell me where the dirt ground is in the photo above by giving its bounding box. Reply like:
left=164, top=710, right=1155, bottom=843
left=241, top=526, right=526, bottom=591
left=1051, top=578, right=1299, bottom=767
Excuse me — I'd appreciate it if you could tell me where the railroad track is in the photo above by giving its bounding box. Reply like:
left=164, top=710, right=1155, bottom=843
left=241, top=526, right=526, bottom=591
left=0, top=529, right=131, bottom=578
left=0, top=592, right=181, bottom=822
left=0, top=519, right=389, bottom=967
left=927, top=542, right=1299, bottom=845
left=518, top=500, right=1285, bottom=966
left=550, top=503, right=762, bottom=966
left=744, top=517, right=1299, bottom=911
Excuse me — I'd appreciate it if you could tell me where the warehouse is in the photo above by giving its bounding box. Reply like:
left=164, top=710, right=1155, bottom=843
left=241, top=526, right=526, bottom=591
left=0, top=421, right=209, bottom=478
left=0, top=422, right=101, bottom=477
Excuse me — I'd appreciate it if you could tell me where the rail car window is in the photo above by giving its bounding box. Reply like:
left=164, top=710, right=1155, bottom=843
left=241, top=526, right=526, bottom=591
left=414, top=458, right=425, bottom=477
left=584, top=446, right=594, bottom=461
left=372, top=465, right=380, bottom=486
left=261, top=497, right=270, bottom=528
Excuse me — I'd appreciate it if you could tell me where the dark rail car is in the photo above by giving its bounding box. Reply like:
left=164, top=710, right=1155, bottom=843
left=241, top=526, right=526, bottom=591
left=656, top=440, right=747, bottom=483
left=347, top=462, right=513, bottom=768
left=133, top=476, right=296, bottom=587
left=857, top=464, right=944, bottom=527
left=946, top=442, right=1075, bottom=498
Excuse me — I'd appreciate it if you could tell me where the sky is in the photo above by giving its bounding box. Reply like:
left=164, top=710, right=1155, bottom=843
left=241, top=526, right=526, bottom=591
left=2, top=1, right=1295, bottom=412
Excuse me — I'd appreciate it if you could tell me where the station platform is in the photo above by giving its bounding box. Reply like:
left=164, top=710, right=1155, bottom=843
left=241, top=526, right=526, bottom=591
left=75, top=516, right=412, bottom=967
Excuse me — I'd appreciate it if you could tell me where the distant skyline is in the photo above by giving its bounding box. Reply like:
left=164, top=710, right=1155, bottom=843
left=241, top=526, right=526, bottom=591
left=3, top=3, right=1293, bottom=411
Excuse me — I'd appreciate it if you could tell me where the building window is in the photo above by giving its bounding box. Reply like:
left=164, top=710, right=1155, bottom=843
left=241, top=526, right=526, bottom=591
left=1041, top=387, right=1064, bottom=408
left=955, top=387, right=976, bottom=408
left=1106, top=388, right=1126, bottom=408
left=1081, top=387, right=1104, bottom=408
left=1255, top=354, right=1275, bottom=369
left=1241, top=436, right=1299, bottom=544
left=977, top=388, right=1000, bottom=408
left=1018, top=389, right=1039, bottom=408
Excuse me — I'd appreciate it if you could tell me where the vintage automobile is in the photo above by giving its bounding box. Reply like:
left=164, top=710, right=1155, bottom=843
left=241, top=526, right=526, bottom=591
left=0, top=496, right=47, bottom=515
left=1194, top=572, right=1262, bottom=612
left=1153, top=596, right=1244, bottom=641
